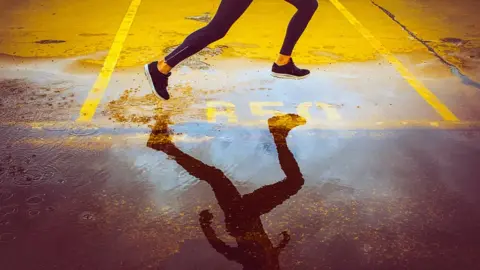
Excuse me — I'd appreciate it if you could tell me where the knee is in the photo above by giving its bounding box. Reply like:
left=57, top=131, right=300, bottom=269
left=215, top=28, right=229, bottom=40
left=299, top=0, right=318, bottom=13
left=206, top=25, right=230, bottom=41
left=308, top=0, right=319, bottom=12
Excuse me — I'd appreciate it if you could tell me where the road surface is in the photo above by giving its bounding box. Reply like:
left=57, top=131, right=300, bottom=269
left=0, top=0, right=479, bottom=269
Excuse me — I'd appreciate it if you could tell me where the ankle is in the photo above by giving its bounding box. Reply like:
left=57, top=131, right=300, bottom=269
left=157, top=60, right=172, bottom=75
left=275, top=54, right=291, bottom=66
left=270, top=128, right=289, bottom=139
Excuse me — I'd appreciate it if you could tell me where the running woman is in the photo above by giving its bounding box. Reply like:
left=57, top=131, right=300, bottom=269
left=145, top=0, right=318, bottom=100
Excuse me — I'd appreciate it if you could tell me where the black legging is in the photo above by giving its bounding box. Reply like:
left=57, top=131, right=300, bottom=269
left=165, top=0, right=318, bottom=67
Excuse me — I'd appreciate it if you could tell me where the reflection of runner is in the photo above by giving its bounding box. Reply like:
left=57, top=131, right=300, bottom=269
left=147, top=114, right=306, bottom=269
left=144, top=0, right=319, bottom=100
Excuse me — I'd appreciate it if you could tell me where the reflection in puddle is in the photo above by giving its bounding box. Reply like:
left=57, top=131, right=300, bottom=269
left=148, top=113, right=307, bottom=268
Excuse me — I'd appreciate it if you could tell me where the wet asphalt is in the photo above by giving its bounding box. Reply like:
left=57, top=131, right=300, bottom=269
left=1, top=0, right=480, bottom=269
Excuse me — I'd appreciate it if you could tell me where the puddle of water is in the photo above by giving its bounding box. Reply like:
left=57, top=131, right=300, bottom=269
left=0, top=46, right=479, bottom=269
left=0, top=232, right=15, bottom=242
left=25, top=194, right=45, bottom=205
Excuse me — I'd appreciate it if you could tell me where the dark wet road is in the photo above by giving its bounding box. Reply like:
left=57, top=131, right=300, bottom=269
left=1, top=115, right=480, bottom=269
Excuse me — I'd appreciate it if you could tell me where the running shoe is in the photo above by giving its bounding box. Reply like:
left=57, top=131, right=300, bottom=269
left=144, top=61, right=171, bottom=100
left=271, top=58, right=310, bottom=79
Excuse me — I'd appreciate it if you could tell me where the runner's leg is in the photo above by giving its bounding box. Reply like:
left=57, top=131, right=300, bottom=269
left=271, top=0, right=318, bottom=79
left=145, top=0, right=253, bottom=99
left=279, top=0, right=318, bottom=57
left=242, top=114, right=306, bottom=215
left=164, top=0, right=254, bottom=68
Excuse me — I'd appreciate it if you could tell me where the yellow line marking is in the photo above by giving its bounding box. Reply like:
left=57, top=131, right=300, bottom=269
left=77, top=0, right=142, bottom=123
left=4, top=120, right=480, bottom=130
left=249, top=101, right=285, bottom=117
left=13, top=124, right=480, bottom=151
left=206, top=101, right=238, bottom=123
left=21, top=134, right=214, bottom=149
left=296, top=102, right=342, bottom=122
left=328, top=0, right=459, bottom=121
left=205, top=120, right=480, bottom=129
left=316, top=102, right=342, bottom=121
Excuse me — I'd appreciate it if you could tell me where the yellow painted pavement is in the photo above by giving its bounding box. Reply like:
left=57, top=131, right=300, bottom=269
left=2, top=0, right=479, bottom=123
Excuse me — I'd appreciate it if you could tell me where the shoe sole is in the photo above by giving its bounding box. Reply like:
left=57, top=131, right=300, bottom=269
left=271, top=72, right=310, bottom=80
left=144, top=64, right=166, bottom=100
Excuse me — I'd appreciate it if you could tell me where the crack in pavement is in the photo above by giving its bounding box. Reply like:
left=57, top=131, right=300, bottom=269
left=370, top=0, right=480, bottom=89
